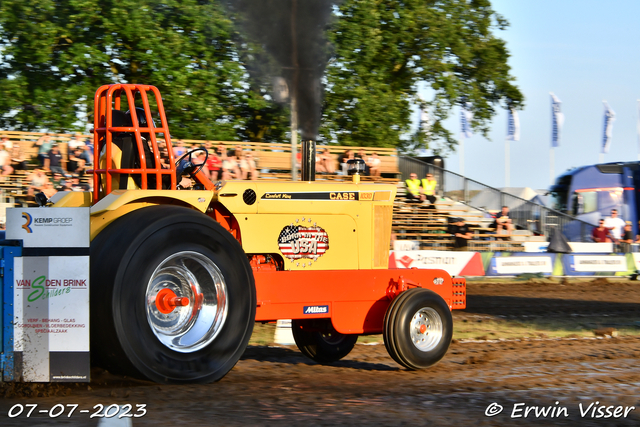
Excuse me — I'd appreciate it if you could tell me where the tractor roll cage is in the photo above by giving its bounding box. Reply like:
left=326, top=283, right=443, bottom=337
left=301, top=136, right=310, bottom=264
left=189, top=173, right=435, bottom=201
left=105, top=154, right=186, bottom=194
left=92, top=84, right=177, bottom=203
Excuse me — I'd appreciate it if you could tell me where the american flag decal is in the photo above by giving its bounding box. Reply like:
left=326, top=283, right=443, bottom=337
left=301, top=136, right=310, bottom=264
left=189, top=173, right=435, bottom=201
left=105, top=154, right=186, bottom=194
left=278, top=223, right=329, bottom=261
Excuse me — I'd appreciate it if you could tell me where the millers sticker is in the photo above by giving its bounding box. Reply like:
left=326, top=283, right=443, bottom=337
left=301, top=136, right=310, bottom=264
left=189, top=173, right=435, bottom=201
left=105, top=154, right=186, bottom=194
left=278, top=217, right=329, bottom=262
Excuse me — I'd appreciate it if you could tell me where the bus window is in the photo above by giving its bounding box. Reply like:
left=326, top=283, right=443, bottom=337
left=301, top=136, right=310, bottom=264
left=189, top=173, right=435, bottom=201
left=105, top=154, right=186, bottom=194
left=572, top=191, right=597, bottom=215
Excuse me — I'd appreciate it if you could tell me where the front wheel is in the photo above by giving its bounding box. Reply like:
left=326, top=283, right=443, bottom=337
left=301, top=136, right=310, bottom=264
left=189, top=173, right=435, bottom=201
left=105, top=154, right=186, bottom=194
left=90, top=205, right=255, bottom=383
left=383, top=288, right=452, bottom=370
left=291, top=319, right=358, bottom=364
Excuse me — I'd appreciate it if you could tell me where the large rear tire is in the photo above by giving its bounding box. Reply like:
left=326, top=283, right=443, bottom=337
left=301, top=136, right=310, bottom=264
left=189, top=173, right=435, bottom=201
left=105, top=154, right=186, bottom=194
left=383, top=288, right=452, bottom=370
left=90, top=205, right=255, bottom=383
left=291, top=319, right=358, bottom=364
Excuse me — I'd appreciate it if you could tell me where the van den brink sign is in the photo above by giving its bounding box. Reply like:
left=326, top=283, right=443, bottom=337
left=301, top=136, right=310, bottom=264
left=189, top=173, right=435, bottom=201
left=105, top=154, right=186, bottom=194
left=6, top=207, right=90, bottom=382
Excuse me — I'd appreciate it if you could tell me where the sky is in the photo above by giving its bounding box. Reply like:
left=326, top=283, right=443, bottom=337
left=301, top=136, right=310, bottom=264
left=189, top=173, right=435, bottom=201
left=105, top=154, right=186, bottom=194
left=421, top=0, right=640, bottom=191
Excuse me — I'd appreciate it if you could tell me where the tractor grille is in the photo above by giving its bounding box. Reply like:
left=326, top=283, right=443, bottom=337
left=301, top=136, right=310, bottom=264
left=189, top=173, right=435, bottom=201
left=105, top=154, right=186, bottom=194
left=374, top=205, right=393, bottom=267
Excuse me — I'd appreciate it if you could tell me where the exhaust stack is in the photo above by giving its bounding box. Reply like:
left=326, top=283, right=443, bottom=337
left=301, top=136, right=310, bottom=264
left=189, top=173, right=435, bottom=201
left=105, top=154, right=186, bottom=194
left=301, top=139, right=316, bottom=181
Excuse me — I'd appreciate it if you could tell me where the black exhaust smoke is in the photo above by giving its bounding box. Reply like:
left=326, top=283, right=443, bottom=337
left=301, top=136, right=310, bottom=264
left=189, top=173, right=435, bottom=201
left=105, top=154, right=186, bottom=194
left=226, top=0, right=335, bottom=141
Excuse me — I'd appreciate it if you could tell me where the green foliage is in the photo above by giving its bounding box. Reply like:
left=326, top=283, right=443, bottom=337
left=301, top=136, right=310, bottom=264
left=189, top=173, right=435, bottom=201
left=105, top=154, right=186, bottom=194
left=320, top=0, right=524, bottom=152
left=0, top=0, right=288, bottom=141
left=0, top=0, right=522, bottom=152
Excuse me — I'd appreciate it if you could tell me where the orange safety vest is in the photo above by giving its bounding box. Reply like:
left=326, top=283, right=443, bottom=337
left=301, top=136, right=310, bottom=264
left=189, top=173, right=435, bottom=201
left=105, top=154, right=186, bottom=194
left=405, top=179, right=422, bottom=196
left=421, top=178, right=437, bottom=195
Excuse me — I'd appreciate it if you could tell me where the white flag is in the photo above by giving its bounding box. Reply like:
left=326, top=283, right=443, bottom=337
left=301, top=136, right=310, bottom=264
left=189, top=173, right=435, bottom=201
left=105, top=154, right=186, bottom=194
left=420, top=107, right=430, bottom=135
left=550, top=93, right=564, bottom=148
left=506, top=108, right=520, bottom=141
left=460, top=103, right=473, bottom=138
left=601, top=101, right=616, bottom=154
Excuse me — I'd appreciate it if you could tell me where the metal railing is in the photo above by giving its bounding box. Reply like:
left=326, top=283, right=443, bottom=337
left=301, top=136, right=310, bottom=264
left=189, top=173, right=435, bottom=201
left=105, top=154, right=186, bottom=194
left=398, top=156, right=596, bottom=241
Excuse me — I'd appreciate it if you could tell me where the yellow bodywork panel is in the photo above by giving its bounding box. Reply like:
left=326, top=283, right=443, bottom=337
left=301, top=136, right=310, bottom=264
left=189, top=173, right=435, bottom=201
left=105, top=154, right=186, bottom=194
left=220, top=180, right=396, bottom=270
left=49, top=191, right=93, bottom=207
left=51, top=179, right=396, bottom=271
left=52, top=189, right=215, bottom=240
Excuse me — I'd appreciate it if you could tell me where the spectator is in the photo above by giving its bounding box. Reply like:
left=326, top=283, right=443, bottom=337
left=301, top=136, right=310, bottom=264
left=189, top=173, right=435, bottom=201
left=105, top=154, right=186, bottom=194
left=27, top=169, right=50, bottom=193
left=216, top=143, right=227, bottom=157
left=70, top=175, right=90, bottom=191
left=51, top=172, right=64, bottom=188
left=355, top=149, right=370, bottom=175
left=34, top=133, right=53, bottom=166
left=452, top=218, right=473, bottom=251
left=67, top=148, right=87, bottom=175
left=193, top=150, right=211, bottom=181
left=79, top=144, right=93, bottom=166
left=42, top=182, right=57, bottom=199
left=0, top=140, right=14, bottom=175
left=405, top=173, right=425, bottom=203
left=206, top=147, right=221, bottom=181
left=421, top=173, right=438, bottom=207
left=491, top=206, right=513, bottom=234
left=173, top=139, right=187, bottom=158
left=54, top=173, right=71, bottom=191
left=338, top=149, right=353, bottom=175
left=68, top=132, right=86, bottom=150
left=592, top=219, right=612, bottom=243
left=45, top=144, right=66, bottom=175
left=367, top=152, right=381, bottom=177
left=231, top=144, right=245, bottom=159
left=83, top=137, right=94, bottom=163
left=58, top=178, right=73, bottom=192
left=620, top=221, right=634, bottom=253
left=8, top=139, right=27, bottom=171
left=603, top=209, right=625, bottom=243
left=316, top=148, right=335, bottom=174
left=239, top=152, right=259, bottom=180
left=222, top=155, right=240, bottom=180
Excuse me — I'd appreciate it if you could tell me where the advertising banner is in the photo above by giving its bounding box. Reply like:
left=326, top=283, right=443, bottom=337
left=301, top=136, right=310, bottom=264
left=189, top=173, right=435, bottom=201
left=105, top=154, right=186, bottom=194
left=13, top=256, right=90, bottom=382
left=569, top=255, right=627, bottom=273
left=6, top=207, right=90, bottom=248
left=389, top=250, right=485, bottom=276
left=490, top=256, right=554, bottom=275
left=6, top=207, right=90, bottom=382
left=523, top=242, right=614, bottom=253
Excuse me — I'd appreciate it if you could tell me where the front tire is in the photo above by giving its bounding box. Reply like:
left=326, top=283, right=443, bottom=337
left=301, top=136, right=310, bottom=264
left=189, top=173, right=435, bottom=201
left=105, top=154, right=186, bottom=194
left=383, top=288, right=452, bottom=370
left=91, top=205, right=255, bottom=383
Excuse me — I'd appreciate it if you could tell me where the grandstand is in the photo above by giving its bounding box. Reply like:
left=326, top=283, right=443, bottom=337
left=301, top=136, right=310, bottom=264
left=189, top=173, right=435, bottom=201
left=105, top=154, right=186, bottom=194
left=0, top=131, right=565, bottom=251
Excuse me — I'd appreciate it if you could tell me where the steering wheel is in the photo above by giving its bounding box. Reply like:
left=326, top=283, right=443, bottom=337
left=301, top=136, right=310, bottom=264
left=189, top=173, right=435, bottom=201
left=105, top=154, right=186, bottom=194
left=175, top=147, right=209, bottom=179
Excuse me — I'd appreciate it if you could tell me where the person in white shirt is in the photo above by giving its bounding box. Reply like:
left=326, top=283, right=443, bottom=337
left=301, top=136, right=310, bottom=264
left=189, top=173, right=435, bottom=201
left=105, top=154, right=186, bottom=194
left=603, top=209, right=625, bottom=242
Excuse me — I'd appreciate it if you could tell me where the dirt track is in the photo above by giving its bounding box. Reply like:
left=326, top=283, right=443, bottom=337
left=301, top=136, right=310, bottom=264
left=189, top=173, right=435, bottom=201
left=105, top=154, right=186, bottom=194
left=1, top=279, right=639, bottom=426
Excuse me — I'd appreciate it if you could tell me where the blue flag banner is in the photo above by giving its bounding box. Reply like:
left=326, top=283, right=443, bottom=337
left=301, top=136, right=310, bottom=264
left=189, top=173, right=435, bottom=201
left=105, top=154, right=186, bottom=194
left=601, top=101, right=616, bottom=154
left=460, top=103, right=473, bottom=138
left=550, top=93, right=564, bottom=148
left=507, top=108, right=520, bottom=141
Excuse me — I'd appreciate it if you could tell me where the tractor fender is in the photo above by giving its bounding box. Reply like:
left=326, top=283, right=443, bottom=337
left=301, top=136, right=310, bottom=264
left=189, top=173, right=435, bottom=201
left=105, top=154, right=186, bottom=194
left=87, top=189, right=215, bottom=240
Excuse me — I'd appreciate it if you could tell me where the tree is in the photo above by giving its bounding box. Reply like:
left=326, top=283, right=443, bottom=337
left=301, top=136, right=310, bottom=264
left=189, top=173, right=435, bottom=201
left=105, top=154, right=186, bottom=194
left=1, top=0, right=523, bottom=151
left=320, top=0, right=524, bottom=153
left=0, top=0, right=289, bottom=141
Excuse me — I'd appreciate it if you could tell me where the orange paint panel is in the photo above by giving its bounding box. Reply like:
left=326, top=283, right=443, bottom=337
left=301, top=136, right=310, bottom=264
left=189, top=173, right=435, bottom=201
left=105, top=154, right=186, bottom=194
left=253, top=268, right=462, bottom=334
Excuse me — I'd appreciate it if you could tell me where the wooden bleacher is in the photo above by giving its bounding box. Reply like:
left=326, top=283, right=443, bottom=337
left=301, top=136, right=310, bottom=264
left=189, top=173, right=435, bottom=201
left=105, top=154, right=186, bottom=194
left=0, top=131, right=401, bottom=180
left=392, top=192, right=528, bottom=252
left=1, top=131, right=530, bottom=251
